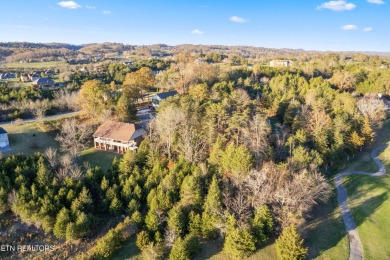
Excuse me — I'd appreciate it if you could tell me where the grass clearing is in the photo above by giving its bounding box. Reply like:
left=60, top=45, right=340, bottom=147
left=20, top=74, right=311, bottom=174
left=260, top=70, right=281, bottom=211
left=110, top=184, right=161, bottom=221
left=79, top=147, right=121, bottom=171
left=338, top=118, right=390, bottom=260
left=1, top=121, right=58, bottom=156
left=303, top=193, right=349, bottom=260
left=343, top=175, right=390, bottom=260
left=111, top=235, right=141, bottom=260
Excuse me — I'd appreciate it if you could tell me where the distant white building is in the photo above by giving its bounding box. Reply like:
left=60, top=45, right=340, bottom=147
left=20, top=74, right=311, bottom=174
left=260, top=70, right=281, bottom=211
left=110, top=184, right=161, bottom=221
left=0, top=127, right=9, bottom=148
left=270, top=60, right=291, bottom=67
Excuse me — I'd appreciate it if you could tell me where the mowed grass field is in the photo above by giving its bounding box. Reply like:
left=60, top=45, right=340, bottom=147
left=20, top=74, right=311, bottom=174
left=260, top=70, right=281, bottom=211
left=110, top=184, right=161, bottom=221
left=79, top=147, right=122, bottom=171
left=343, top=174, right=390, bottom=260
left=1, top=122, right=58, bottom=156
left=340, top=118, right=390, bottom=260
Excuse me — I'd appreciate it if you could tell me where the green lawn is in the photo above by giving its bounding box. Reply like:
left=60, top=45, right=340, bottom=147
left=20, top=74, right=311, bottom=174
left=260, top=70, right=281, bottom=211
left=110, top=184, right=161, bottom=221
left=111, top=235, right=141, bottom=260
left=1, top=122, right=58, bottom=156
left=3, top=60, right=67, bottom=69
left=343, top=174, right=390, bottom=260
left=79, top=147, right=122, bottom=171
left=339, top=119, right=390, bottom=260
left=303, top=194, right=349, bottom=260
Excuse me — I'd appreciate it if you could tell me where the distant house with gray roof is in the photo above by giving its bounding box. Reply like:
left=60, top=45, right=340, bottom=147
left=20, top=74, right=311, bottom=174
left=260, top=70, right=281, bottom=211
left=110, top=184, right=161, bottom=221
left=33, top=78, right=55, bottom=88
left=151, top=90, right=178, bottom=108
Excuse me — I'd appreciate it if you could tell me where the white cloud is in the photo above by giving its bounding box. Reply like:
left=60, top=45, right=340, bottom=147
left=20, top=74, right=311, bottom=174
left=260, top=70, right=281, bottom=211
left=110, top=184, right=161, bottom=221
left=230, top=16, right=248, bottom=23
left=341, top=24, right=359, bottom=30
left=57, top=1, right=81, bottom=9
left=367, top=0, right=385, bottom=4
left=191, top=29, right=204, bottom=35
left=102, top=10, right=111, bottom=15
left=363, top=27, right=374, bottom=32
left=317, top=1, right=356, bottom=11
left=15, top=25, right=30, bottom=29
left=85, top=5, right=96, bottom=9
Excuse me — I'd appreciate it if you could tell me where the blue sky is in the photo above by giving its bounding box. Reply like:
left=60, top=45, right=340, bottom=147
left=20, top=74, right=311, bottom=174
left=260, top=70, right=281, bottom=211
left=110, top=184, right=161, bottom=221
left=0, top=0, right=388, bottom=51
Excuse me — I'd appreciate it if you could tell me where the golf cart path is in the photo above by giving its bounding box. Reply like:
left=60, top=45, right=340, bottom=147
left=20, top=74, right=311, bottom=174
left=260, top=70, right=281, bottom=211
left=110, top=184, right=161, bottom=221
left=334, top=146, right=387, bottom=260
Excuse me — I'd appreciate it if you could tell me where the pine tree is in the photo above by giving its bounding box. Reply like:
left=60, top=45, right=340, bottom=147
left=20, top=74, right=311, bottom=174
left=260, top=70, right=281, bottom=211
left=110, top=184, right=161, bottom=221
left=362, top=117, right=374, bottom=145
left=275, top=225, right=308, bottom=260
left=101, top=176, right=109, bottom=191
left=167, top=205, right=186, bottom=237
left=252, top=205, right=273, bottom=246
left=223, top=214, right=256, bottom=259
left=136, top=230, right=152, bottom=250
left=221, top=143, right=253, bottom=177
left=53, top=207, right=71, bottom=239
left=116, top=92, right=137, bottom=122
left=179, top=173, right=202, bottom=209
left=75, top=211, right=90, bottom=238
left=145, top=209, right=160, bottom=232
left=188, top=211, right=202, bottom=236
left=202, top=175, right=222, bottom=238
left=36, top=157, right=52, bottom=187
left=169, top=235, right=199, bottom=260
left=109, top=196, right=123, bottom=214
left=65, top=222, right=77, bottom=241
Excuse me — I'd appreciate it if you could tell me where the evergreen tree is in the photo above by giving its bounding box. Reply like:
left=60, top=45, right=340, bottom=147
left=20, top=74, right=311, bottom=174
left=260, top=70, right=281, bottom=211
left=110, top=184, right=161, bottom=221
left=362, top=117, right=374, bottom=145
left=275, top=225, right=308, bottom=260
left=75, top=211, right=90, bottom=238
left=145, top=209, right=160, bottom=232
left=65, top=222, right=77, bottom=241
left=188, top=211, right=202, bottom=236
left=109, top=196, right=124, bottom=214
left=136, top=230, right=152, bottom=250
left=169, top=235, right=199, bottom=260
left=36, top=157, right=52, bottom=187
left=53, top=207, right=71, bottom=239
left=116, top=92, right=137, bottom=122
left=252, top=205, right=273, bottom=246
left=179, top=173, right=202, bottom=209
left=223, top=215, right=256, bottom=259
left=167, top=205, right=186, bottom=238
left=202, top=175, right=222, bottom=238
left=221, top=143, right=253, bottom=178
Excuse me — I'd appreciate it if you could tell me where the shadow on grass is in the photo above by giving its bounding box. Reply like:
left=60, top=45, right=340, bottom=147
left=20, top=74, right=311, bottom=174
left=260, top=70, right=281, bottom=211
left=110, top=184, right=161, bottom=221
left=350, top=192, right=388, bottom=228
left=195, top=237, right=224, bottom=260
left=111, top=235, right=141, bottom=260
left=5, top=130, right=58, bottom=156
left=303, top=192, right=349, bottom=259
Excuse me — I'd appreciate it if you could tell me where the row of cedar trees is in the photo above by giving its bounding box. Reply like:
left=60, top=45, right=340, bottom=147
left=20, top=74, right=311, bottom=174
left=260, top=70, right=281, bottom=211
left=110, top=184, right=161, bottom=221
left=0, top=61, right=385, bottom=259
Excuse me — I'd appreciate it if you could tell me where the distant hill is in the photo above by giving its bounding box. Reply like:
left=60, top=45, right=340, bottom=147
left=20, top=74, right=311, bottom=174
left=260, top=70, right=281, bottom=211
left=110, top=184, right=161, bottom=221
left=0, top=42, right=82, bottom=50
left=0, top=41, right=389, bottom=63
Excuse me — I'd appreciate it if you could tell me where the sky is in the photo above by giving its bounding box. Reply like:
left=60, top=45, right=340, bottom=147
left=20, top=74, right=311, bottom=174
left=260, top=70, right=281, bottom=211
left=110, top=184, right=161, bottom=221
left=0, top=0, right=389, bottom=52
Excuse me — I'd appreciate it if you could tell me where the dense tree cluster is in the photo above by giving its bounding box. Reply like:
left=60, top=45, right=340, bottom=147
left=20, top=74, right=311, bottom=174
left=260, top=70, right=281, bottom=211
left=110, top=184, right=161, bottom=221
left=1, top=47, right=388, bottom=259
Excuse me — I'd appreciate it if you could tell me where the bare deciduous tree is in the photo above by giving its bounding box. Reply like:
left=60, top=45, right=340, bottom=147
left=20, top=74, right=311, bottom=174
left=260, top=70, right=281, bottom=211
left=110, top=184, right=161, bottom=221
left=57, top=154, right=83, bottom=180
left=53, top=89, right=80, bottom=111
left=243, top=113, right=271, bottom=165
left=154, top=105, right=185, bottom=156
left=242, top=162, right=331, bottom=228
left=357, top=97, right=386, bottom=128
left=55, top=118, right=91, bottom=159
left=177, top=120, right=207, bottom=163
left=44, top=147, right=58, bottom=169
left=32, top=99, right=50, bottom=123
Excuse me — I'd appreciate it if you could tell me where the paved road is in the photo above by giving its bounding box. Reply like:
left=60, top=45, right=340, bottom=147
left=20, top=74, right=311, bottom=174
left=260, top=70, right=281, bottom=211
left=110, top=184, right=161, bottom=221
left=334, top=146, right=387, bottom=260
left=0, top=111, right=80, bottom=126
